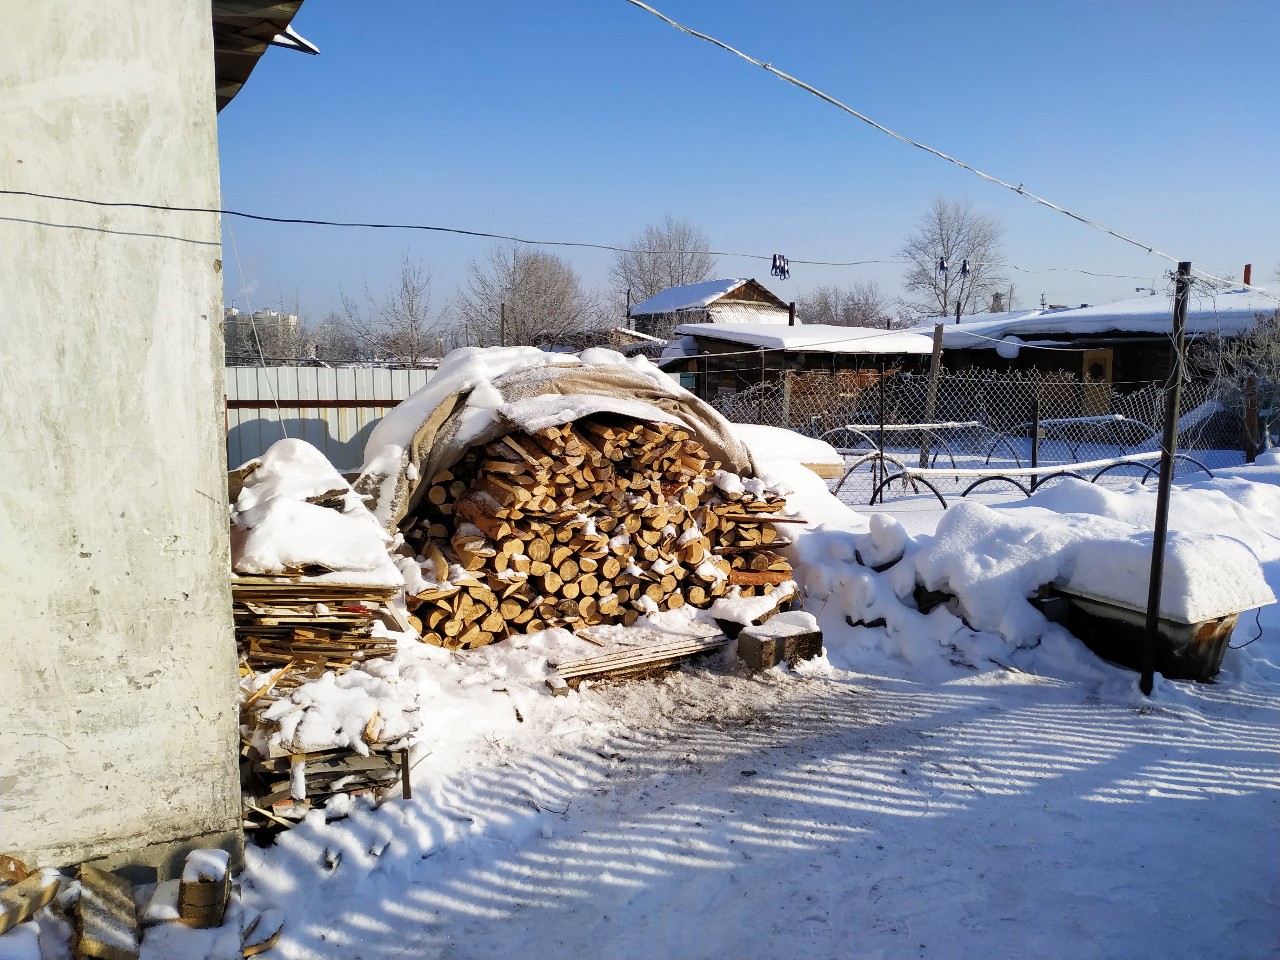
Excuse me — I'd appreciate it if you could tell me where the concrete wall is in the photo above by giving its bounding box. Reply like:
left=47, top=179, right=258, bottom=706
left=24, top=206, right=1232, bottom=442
left=0, top=2, right=242, bottom=875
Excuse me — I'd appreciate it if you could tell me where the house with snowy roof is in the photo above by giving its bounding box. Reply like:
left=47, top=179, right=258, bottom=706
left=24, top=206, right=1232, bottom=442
left=659, top=320, right=933, bottom=427
left=911, top=287, right=1277, bottom=388
left=628, top=278, right=791, bottom=338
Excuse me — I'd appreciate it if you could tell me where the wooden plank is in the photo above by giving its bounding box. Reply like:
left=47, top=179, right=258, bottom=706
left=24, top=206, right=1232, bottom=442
left=0, top=871, right=59, bottom=936
left=553, top=635, right=728, bottom=678
left=75, top=865, right=139, bottom=960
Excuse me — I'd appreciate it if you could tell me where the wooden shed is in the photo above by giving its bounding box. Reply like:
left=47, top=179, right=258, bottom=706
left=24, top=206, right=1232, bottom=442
left=629, top=278, right=790, bottom=338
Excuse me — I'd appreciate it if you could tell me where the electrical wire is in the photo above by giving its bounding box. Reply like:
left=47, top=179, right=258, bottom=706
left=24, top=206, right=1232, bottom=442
left=0, top=187, right=899, bottom=268
left=619, top=0, right=1280, bottom=303
left=2, top=186, right=1275, bottom=302
left=1229, top=608, right=1264, bottom=649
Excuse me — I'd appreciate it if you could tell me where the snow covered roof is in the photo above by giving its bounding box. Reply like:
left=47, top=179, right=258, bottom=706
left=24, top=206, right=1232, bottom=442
left=675, top=322, right=935, bottom=355
left=910, top=287, right=1278, bottom=350
left=629, top=279, right=749, bottom=315
left=708, top=303, right=791, bottom=325
left=630, top=278, right=788, bottom=317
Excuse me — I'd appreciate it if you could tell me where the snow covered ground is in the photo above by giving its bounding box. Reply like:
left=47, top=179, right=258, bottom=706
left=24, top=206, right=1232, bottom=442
left=7, top=421, right=1278, bottom=960
left=225, top=434, right=1278, bottom=960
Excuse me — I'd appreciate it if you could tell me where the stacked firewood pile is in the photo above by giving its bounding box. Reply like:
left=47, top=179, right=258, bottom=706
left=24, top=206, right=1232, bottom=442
left=399, top=416, right=795, bottom=649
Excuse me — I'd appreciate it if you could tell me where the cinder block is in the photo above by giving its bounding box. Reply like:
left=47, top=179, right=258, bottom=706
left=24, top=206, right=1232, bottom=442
left=737, top=611, right=823, bottom=672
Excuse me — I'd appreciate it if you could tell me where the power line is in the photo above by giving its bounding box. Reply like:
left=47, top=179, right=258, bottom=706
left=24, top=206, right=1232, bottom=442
left=0, top=186, right=895, bottom=268
left=1, top=187, right=1243, bottom=295
left=619, top=0, right=1276, bottom=300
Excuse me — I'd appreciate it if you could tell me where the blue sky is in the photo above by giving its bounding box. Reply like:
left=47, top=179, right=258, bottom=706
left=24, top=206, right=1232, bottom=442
left=217, top=0, right=1280, bottom=323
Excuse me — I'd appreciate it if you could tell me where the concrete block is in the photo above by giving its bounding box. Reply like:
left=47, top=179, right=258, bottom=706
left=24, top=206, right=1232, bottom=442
left=737, top=611, right=823, bottom=672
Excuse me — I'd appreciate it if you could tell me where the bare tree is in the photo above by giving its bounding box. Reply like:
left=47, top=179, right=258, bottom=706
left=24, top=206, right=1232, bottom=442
left=899, top=197, right=1008, bottom=319
left=797, top=281, right=895, bottom=328
left=610, top=216, right=718, bottom=317
left=1196, top=308, right=1280, bottom=446
left=454, top=245, right=605, bottom=349
left=341, top=255, right=443, bottom=364
left=306, top=311, right=364, bottom=363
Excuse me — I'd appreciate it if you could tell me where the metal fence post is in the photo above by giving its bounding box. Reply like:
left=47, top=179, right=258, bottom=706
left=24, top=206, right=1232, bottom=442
left=1030, top=393, right=1041, bottom=491
left=1142, top=261, right=1191, bottom=696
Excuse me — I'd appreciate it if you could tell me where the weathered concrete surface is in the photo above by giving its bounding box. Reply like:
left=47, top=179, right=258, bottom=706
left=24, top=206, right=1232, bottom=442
left=0, top=3, right=242, bottom=870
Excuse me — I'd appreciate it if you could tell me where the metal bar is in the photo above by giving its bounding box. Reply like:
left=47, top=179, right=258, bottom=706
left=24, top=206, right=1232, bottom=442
left=875, top=360, right=886, bottom=504
left=224, top=398, right=399, bottom=410
left=1142, top=261, right=1191, bottom=696
left=1031, top=393, right=1040, bottom=490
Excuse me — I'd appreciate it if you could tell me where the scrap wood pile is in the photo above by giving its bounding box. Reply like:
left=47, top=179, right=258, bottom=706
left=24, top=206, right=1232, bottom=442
left=398, top=415, right=797, bottom=650
left=229, top=439, right=418, bottom=830
left=0, top=850, right=284, bottom=958
left=240, top=744, right=407, bottom=830
left=233, top=579, right=418, bottom=829
left=233, top=578, right=401, bottom=687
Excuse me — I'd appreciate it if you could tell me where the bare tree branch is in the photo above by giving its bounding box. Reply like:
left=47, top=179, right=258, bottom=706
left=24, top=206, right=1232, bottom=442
left=609, top=216, right=718, bottom=317
left=798, top=281, right=896, bottom=328
left=454, top=245, right=606, bottom=349
left=899, top=197, right=1008, bottom=319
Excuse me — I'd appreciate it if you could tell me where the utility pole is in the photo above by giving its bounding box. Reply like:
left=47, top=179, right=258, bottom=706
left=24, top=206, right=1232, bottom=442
left=1141, top=261, right=1191, bottom=696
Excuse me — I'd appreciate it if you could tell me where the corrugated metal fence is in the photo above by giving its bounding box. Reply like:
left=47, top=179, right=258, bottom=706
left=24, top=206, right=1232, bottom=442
left=225, top=366, right=435, bottom=471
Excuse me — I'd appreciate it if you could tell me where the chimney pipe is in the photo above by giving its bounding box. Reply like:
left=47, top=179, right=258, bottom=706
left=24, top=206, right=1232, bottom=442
left=1243, top=263, right=1252, bottom=286
left=788, top=301, right=796, bottom=326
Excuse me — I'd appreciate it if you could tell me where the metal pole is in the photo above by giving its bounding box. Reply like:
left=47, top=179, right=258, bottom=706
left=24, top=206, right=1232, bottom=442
left=875, top=360, right=886, bottom=505
left=757, top=348, right=765, bottom=424
left=920, top=324, right=944, bottom=468
left=1030, top=393, right=1041, bottom=492
left=1141, top=261, right=1191, bottom=696
left=500, top=302, right=506, bottom=348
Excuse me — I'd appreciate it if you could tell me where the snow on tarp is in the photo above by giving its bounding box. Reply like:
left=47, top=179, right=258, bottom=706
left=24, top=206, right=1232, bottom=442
left=231, top=438, right=402, bottom=585
left=356, top=346, right=756, bottom=530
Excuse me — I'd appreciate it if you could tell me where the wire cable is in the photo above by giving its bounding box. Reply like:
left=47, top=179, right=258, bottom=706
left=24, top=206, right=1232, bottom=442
left=619, top=0, right=1279, bottom=302
left=3, top=186, right=1276, bottom=301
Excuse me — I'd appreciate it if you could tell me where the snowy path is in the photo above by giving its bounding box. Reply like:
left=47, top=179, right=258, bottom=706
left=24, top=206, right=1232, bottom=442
left=243, top=664, right=1280, bottom=960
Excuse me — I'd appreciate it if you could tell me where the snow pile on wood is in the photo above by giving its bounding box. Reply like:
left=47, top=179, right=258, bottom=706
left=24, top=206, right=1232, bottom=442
left=356, top=347, right=797, bottom=650
left=231, top=438, right=400, bottom=585
left=229, top=439, right=423, bottom=826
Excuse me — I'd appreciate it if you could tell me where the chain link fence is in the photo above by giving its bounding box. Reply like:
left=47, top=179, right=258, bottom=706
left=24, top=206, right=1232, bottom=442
left=704, top=367, right=1248, bottom=506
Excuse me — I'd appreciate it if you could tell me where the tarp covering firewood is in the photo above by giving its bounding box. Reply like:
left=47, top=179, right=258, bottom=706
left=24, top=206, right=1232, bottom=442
left=355, top=347, right=797, bottom=650
left=357, top=347, right=758, bottom=529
